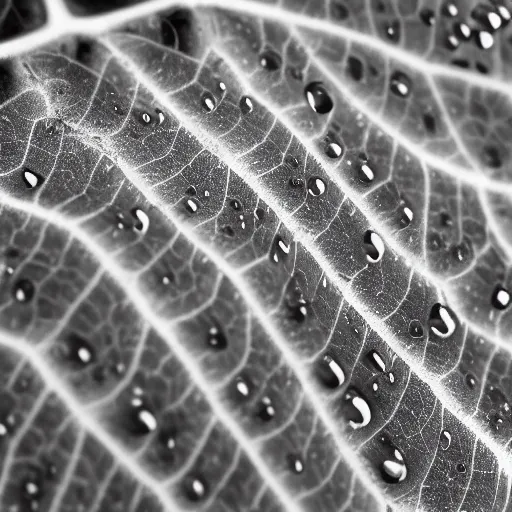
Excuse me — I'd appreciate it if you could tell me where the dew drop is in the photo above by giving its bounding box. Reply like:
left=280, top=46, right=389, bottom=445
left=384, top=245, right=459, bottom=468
left=324, top=140, right=343, bottom=159
left=390, top=71, right=411, bottom=98
left=130, top=399, right=158, bottom=435
left=22, top=169, right=44, bottom=189
left=64, top=334, right=95, bottom=366
left=445, top=33, right=461, bottom=50
left=156, top=108, right=165, bottom=124
left=497, top=5, right=511, bottom=24
left=230, top=198, right=242, bottom=211
left=381, top=448, right=407, bottom=483
left=258, top=396, right=275, bottom=421
left=399, top=204, right=413, bottom=228
left=408, top=319, right=424, bottom=338
left=162, top=274, right=173, bottom=286
left=385, top=19, right=401, bottom=42
left=317, top=354, right=345, bottom=388
left=344, top=388, right=371, bottom=429
left=451, top=238, right=473, bottom=263
left=364, top=230, right=385, bottom=263
left=287, top=454, right=304, bottom=474
left=429, top=303, right=456, bottom=338
left=207, top=325, right=227, bottom=349
left=442, top=2, right=459, bottom=17
left=456, top=462, right=466, bottom=473
left=184, top=476, right=207, bottom=501
left=254, top=207, right=265, bottom=222
left=13, top=279, right=34, bottom=303
left=347, top=56, right=364, bottom=81
left=259, top=49, right=282, bottom=71
left=307, top=176, right=326, bottom=197
left=367, top=350, right=386, bottom=373
left=440, top=212, right=453, bottom=227
left=218, top=81, right=226, bottom=93
left=471, top=4, right=503, bottom=31
left=454, top=22, right=471, bottom=40
left=305, top=82, right=334, bottom=114
left=358, top=161, right=375, bottom=183
left=492, top=286, right=510, bottom=310
left=476, top=30, right=494, bottom=49
left=185, top=185, right=196, bottom=196
left=440, top=430, right=451, bottom=450
left=388, top=372, right=395, bottom=384
left=420, top=8, right=436, bottom=26
left=240, top=96, right=253, bottom=114
left=288, top=298, right=308, bottom=323
left=131, top=208, right=149, bottom=234
left=184, top=197, right=199, bottom=214
left=271, top=235, right=290, bottom=263
left=465, top=373, right=476, bottom=389
left=141, top=112, right=151, bottom=124
left=201, top=92, right=216, bottom=113
left=235, top=377, right=250, bottom=398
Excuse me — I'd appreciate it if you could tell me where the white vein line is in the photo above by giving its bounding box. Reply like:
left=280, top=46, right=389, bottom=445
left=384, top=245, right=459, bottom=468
left=0, top=329, right=178, bottom=511
left=4, top=0, right=512, bottom=101
left=0, top=192, right=301, bottom=512
left=97, top=37, right=512, bottom=481
left=94, top=38, right=392, bottom=508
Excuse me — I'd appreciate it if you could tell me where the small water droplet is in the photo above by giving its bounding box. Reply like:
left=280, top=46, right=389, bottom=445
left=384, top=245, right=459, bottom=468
left=476, top=30, right=494, bottom=49
left=285, top=155, right=299, bottom=169
left=316, top=354, right=345, bottom=388
left=184, top=197, right=199, bottom=214
left=218, top=81, right=226, bottom=93
left=347, top=55, right=364, bottom=81
left=307, top=176, right=326, bottom=197
left=271, top=235, right=290, bottom=263
left=381, top=448, right=407, bottom=483
left=131, top=208, right=149, bottom=234
left=13, top=279, right=34, bottom=303
left=385, top=19, right=401, bottom=42
left=184, top=476, right=207, bottom=501
left=325, top=140, right=343, bottom=158
left=287, top=454, right=304, bottom=474
left=390, top=71, right=411, bottom=98
left=156, top=108, right=165, bottom=124
left=22, top=169, right=44, bottom=189
left=240, top=96, right=253, bottom=114
left=497, top=5, right=511, bottom=24
left=451, top=239, right=473, bottom=263
left=185, top=185, right=196, bottom=196
left=207, top=325, right=227, bottom=349
left=454, top=22, right=471, bottom=40
left=364, top=230, right=385, bottom=263
left=471, top=4, right=503, bottom=31
left=399, top=204, right=413, bottom=228
left=429, top=303, right=456, bottom=338
left=64, top=334, right=95, bottom=366
left=305, top=82, right=334, bottom=114
left=456, top=462, right=466, bottom=473
left=344, top=388, right=371, bottom=429
left=258, top=396, right=275, bottom=421
left=388, top=372, right=395, bottom=384
left=162, top=274, right=173, bottom=286
left=440, top=212, right=453, bottom=227
left=442, top=2, right=459, bottom=17
left=465, top=373, right=476, bottom=389
left=254, top=207, right=265, bottom=222
left=445, top=33, right=461, bottom=50
left=367, top=350, right=386, bottom=373
left=259, top=49, right=282, bottom=71
left=492, top=286, right=510, bottom=310
left=230, top=198, right=242, bottom=211
left=440, top=430, right=452, bottom=450
left=358, top=161, right=375, bottom=183
left=201, top=92, right=216, bottom=113
left=235, top=377, right=250, bottom=398
left=141, top=112, right=151, bottom=124
left=130, top=399, right=158, bottom=435
left=420, top=8, right=436, bottom=26
left=408, top=319, right=424, bottom=338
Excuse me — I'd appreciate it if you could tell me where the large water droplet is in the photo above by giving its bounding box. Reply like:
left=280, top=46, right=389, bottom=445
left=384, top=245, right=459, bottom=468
left=390, top=71, right=411, bottom=98
left=364, top=230, right=385, bottom=263
left=259, top=49, right=282, bottom=71
left=492, top=286, right=510, bottom=310
left=22, top=168, right=44, bottom=189
left=307, top=176, right=326, bottom=197
left=344, top=388, right=371, bottom=429
left=13, top=279, right=34, bottom=303
left=381, top=448, right=407, bottom=483
left=476, top=30, right=494, bottom=49
left=131, top=208, right=149, bottom=234
left=471, top=4, right=503, bottom=31
left=316, top=354, right=345, bottom=388
left=184, top=197, right=199, bottom=214
left=429, top=304, right=456, bottom=338
left=454, top=22, right=471, bottom=40
left=305, top=82, right=333, bottom=114
left=324, top=132, right=343, bottom=158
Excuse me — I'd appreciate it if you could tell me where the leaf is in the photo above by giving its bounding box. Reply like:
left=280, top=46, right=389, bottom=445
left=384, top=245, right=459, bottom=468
left=0, top=0, right=511, bottom=510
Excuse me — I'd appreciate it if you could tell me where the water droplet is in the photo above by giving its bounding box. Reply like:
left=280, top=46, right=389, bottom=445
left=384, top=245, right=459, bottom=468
left=492, top=286, right=510, bottom=310
left=230, top=198, right=242, bottom=211
left=390, top=71, right=411, bottom=98
left=289, top=177, right=304, bottom=188
left=162, top=274, right=173, bottom=286
left=258, top=396, right=275, bottom=421
left=454, top=22, right=471, bottom=40
left=367, top=350, right=386, bottom=373
left=305, top=82, right=333, bottom=114
left=159, top=424, right=177, bottom=454
left=465, top=373, right=476, bottom=389
left=13, top=279, right=34, bottom=303
left=218, top=81, right=226, bottom=93
left=442, top=2, right=459, bottom=17
left=358, top=160, right=375, bottom=183
left=324, top=140, right=343, bottom=158
left=185, top=185, right=196, bottom=196
left=131, top=208, right=149, bottom=234
left=497, top=5, right=511, bottom=24
left=22, top=169, right=44, bottom=189
left=156, top=108, right=165, bottom=124
left=399, top=204, right=413, bottom=228
left=440, top=430, right=451, bottom=450
left=64, top=334, right=95, bottom=366
left=201, top=92, right=216, bottom=113
left=445, top=33, right=461, bottom=50
left=381, top=448, right=407, bottom=483
left=456, top=462, right=466, bottom=473
left=184, top=197, right=199, bottom=214
left=388, top=372, right=395, bottom=384
left=429, top=303, right=456, bottom=338
left=207, top=325, right=227, bottom=349
left=384, top=19, right=401, bottom=42
left=21, top=467, right=43, bottom=511
left=363, top=230, right=385, bottom=263
left=184, top=476, right=207, bottom=501
left=316, top=354, right=345, bottom=388
left=420, top=8, right=436, bottom=26
left=130, top=399, right=158, bottom=435
left=235, top=377, right=250, bottom=398
left=259, top=49, right=282, bottom=71
left=141, top=112, right=151, bottom=124
left=452, top=238, right=474, bottom=263
left=440, top=212, right=453, bottom=227
left=254, top=207, right=265, bottom=222
left=307, top=176, right=326, bottom=197
left=287, top=454, right=304, bottom=474
left=240, top=96, right=253, bottom=114
left=344, top=388, right=371, bottom=429
left=408, top=319, right=424, bottom=338
left=471, top=4, right=503, bottom=31
left=271, top=235, right=290, bottom=263
left=285, top=155, right=299, bottom=169
left=347, top=55, right=363, bottom=81
left=428, top=232, right=446, bottom=251
left=476, top=30, right=494, bottom=49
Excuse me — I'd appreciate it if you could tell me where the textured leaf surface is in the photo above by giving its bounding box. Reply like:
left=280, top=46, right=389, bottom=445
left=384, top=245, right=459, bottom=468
left=1, top=0, right=512, bottom=511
